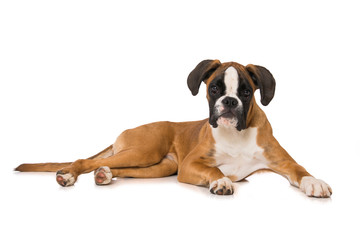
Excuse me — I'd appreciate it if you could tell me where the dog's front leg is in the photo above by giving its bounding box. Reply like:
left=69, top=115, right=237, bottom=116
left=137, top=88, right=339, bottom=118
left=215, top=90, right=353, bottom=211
left=264, top=137, right=332, bottom=198
left=178, top=157, right=234, bottom=195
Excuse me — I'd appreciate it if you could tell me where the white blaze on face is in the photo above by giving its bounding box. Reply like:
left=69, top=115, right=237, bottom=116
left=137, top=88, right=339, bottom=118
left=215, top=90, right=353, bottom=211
left=224, top=66, right=241, bottom=101
left=214, top=66, right=242, bottom=128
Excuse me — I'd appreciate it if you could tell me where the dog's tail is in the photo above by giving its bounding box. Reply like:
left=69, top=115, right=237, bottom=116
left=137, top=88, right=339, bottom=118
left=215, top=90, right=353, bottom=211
left=14, top=162, right=73, bottom=172
left=14, top=145, right=114, bottom=172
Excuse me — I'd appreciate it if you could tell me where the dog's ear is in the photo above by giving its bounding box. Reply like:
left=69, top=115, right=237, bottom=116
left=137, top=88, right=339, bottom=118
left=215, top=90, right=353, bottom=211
left=187, top=59, right=221, bottom=96
left=246, top=64, right=276, bottom=106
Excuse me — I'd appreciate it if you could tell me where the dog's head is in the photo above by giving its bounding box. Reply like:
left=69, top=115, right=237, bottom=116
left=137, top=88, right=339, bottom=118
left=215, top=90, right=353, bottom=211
left=187, top=60, right=276, bottom=131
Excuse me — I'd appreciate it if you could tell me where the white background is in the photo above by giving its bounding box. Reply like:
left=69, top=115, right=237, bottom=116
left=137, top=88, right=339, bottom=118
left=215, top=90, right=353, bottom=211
left=1, top=0, right=359, bottom=239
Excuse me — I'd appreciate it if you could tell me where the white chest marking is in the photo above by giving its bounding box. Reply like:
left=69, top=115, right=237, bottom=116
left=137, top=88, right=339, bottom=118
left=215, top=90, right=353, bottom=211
left=212, top=126, right=269, bottom=181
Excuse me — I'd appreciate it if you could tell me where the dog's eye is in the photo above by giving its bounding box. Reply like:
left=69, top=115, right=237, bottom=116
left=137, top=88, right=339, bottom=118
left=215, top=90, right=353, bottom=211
left=243, top=90, right=251, bottom=99
left=210, top=86, right=219, bottom=95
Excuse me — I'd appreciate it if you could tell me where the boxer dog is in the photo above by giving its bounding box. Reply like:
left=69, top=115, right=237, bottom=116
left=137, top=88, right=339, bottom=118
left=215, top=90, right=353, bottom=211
left=15, top=60, right=332, bottom=197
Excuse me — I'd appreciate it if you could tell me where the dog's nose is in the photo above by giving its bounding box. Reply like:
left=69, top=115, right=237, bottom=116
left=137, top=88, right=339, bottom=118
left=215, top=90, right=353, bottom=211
left=222, top=97, right=238, bottom=108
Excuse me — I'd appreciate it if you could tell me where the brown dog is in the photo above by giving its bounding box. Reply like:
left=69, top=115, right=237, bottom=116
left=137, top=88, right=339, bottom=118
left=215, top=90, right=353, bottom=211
left=15, top=60, right=332, bottom=197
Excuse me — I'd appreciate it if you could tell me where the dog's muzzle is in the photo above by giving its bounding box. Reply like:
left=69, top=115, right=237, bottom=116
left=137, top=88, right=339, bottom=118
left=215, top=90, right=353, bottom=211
left=219, top=97, right=240, bottom=119
left=210, top=96, right=246, bottom=131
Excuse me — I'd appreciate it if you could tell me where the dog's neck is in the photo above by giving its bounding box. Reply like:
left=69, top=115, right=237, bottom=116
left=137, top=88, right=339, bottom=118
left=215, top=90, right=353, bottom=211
left=211, top=124, right=257, bottom=147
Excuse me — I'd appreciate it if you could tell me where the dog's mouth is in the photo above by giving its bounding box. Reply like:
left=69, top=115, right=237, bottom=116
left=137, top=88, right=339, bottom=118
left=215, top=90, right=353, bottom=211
left=219, top=111, right=236, bottom=119
left=209, top=108, right=245, bottom=131
left=213, top=110, right=238, bottom=128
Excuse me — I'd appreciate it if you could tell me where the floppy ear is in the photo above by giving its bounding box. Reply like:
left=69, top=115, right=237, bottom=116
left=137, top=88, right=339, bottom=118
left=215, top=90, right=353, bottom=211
left=187, top=59, right=221, bottom=96
left=246, top=64, right=276, bottom=106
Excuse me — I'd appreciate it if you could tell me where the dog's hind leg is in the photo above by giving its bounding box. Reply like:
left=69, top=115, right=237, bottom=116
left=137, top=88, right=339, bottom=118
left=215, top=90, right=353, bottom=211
left=94, top=154, right=178, bottom=185
left=55, top=121, right=175, bottom=187
left=56, top=148, right=169, bottom=187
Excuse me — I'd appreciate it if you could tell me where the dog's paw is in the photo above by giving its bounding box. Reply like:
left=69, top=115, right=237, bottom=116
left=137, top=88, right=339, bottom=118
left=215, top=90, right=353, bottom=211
left=209, top=177, right=234, bottom=195
left=300, top=176, right=332, bottom=198
left=56, top=170, right=76, bottom=187
left=94, top=166, right=112, bottom=185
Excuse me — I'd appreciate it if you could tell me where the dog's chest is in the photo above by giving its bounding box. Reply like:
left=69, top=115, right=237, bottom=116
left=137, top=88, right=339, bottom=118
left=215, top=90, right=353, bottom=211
left=212, top=127, right=268, bottom=181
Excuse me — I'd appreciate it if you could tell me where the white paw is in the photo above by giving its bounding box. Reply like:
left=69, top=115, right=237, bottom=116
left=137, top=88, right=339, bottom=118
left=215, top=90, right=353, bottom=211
left=94, top=166, right=112, bottom=185
left=300, top=176, right=332, bottom=198
left=209, top=177, right=234, bottom=195
left=56, top=172, right=76, bottom=187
